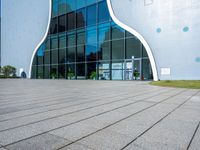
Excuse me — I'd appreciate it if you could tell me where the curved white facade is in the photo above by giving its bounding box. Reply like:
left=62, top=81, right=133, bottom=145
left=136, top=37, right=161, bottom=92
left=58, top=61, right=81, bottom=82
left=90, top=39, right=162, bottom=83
left=1, top=0, right=50, bottom=77
left=110, top=0, right=200, bottom=80
left=1, top=0, right=200, bottom=80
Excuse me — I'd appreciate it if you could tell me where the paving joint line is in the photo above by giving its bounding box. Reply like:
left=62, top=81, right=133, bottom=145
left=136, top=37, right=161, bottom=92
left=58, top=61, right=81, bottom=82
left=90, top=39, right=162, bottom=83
left=55, top=89, right=187, bottom=149
left=186, top=121, right=200, bottom=150
left=120, top=91, right=200, bottom=150
left=0, top=87, right=159, bottom=122
left=2, top=88, right=173, bottom=147
left=0, top=88, right=169, bottom=132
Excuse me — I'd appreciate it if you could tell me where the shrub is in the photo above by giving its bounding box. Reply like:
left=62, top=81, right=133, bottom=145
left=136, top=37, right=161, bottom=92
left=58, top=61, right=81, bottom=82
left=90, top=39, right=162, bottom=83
left=1, top=65, right=17, bottom=78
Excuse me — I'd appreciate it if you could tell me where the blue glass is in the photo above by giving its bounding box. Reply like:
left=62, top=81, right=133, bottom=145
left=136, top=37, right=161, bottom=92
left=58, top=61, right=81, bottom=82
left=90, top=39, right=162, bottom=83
left=37, top=45, right=44, bottom=56
left=58, top=0, right=67, bottom=15
left=77, top=8, right=86, bottom=28
left=66, top=0, right=76, bottom=13
left=87, top=27, right=97, bottom=45
left=87, top=4, right=97, bottom=26
left=87, top=0, right=97, bottom=5
left=98, top=1, right=110, bottom=23
left=52, top=0, right=59, bottom=17
left=98, top=23, right=110, bottom=44
left=76, top=0, right=86, bottom=9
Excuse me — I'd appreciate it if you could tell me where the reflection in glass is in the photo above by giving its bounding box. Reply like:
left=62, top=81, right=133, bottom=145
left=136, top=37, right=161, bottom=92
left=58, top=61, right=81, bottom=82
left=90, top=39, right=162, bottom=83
left=98, top=1, right=110, bottom=23
left=67, top=12, right=76, bottom=31
left=87, top=4, right=96, bottom=26
left=66, top=0, right=76, bottom=13
left=77, top=8, right=86, bottom=28
left=58, top=0, right=67, bottom=15
left=58, top=15, right=66, bottom=33
left=126, top=37, right=141, bottom=59
left=112, top=39, right=124, bottom=60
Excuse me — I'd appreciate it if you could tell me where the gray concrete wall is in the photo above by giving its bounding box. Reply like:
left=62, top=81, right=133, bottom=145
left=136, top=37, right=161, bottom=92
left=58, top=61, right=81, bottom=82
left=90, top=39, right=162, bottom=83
left=110, top=0, right=200, bottom=80
left=1, top=0, right=50, bottom=76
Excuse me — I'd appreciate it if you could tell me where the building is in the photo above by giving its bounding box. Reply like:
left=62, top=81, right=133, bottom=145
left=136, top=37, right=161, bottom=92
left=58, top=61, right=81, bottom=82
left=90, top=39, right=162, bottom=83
left=1, top=0, right=200, bottom=80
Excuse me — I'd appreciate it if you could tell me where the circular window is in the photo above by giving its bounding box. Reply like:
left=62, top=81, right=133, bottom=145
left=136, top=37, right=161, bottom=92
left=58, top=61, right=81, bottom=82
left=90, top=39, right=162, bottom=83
left=183, top=26, right=189, bottom=32
left=156, top=28, right=162, bottom=33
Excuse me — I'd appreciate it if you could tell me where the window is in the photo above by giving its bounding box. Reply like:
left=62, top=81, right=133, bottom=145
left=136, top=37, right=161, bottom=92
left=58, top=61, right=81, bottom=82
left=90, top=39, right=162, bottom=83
left=44, top=66, right=50, bottom=79
left=87, top=4, right=97, bottom=26
left=126, top=38, right=141, bottom=59
left=112, top=39, right=124, bottom=60
left=87, top=27, right=97, bottom=45
left=67, top=12, right=76, bottom=30
left=66, top=0, right=76, bottom=13
left=37, top=66, right=44, bottom=79
left=59, top=34, right=66, bottom=48
left=58, top=64, right=65, bottom=78
left=59, top=49, right=66, bottom=63
left=58, top=0, right=67, bottom=15
left=58, top=15, right=66, bottom=33
left=76, top=0, right=85, bottom=9
left=44, top=51, right=50, bottom=64
left=51, top=50, right=58, bottom=64
left=111, top=23, right=125, bottom=40
left=50, top=18, right=58, bottom=34
left=77, top=45, right=85, bottom=62
left=68, top=33, right=76, bottom=47
left=52, top=0, right=59, bottom=17
left=98, top=23, right=110, bottom=44
left=76, top=63, right=85, bottom=79
left=77, top=8, right=86, bottom=28
left=98, top=1, right=110, bottom=23
left=44, top=37, right=50, bottom=51
left=50, top=65, right=58, bottom=79
left=51, top=36, right=58, bottom=49
left=68, top=47, right=76, bottom=62
left=98, top=41, right=110, bottom=60
left=86, top=62, right=96, bottom=79
left=77, top=30, right=86, bottom=45
left=86, top=0, right=96, bottom=5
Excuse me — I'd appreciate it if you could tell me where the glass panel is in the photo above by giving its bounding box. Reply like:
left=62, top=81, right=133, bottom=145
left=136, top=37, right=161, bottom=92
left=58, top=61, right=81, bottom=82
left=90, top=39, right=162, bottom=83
left=37, top=66, right=43, bottom=79
left=112, top=23, right=125, bottom=40
left=126, top=37, right=141, bottom=59
left=67, top=64, right=76, bottom=79
left=142, top=46, right=148, bottom=57
left=58, top=15, right=66, bottom=33
left=87, top=4, right=97, bottom=26
left=68, top=47, right=76, bottom=62
left=76, top=63, right=85, bottom=79
left=37, top=45, right=44, bottom=65
left=50, top=18, right=58, bottom=34
left=44, top=66, right=50, bottom=79
left=67, top=12, right=76, bottom=31
left=59, top=48, right=66, bottom=63
left=66, top=0, right=76, bottom=13
left=32, top=56, right=37, bottom=65
left=112, top=39, right=124, bottom=60
left=68, top=33, right=76, bottom=47
left=86, top=45, right=97, bottom=61
left=52, top=0, right=59, bottom=17
left=112, top=61, right=124, bottom=80
left=51, top=36, right=58, bottom=49
left=44, top=38, right=50, bottom=51
left=98, top=23, right=110, bottom=44
left=77, top=45, right=85, bottom=62
left=51, top=50, right=58, bottom=64
left=76, top=0, right=86, bottom=9
left=58, top=64, right=65, bottom=78
left=77, top=8, right=86, bottom=28
left=58, top=0, right=67, bottom=15
left=86, top=62, right=96, bottom=79
left=142, top=59, right=153, bottom=80
left=98, top=61, right=110, bottom=80
left=126, top=31, right=135, bottom=38
left=77, top=30, right=86, bottom=45
left=98, top=1, right=110, bottom=23
left=31, top=66, right=37, bottom=79
left=98, top=41, right=110, bottom=60
left=87, top=0, right=96, bottom=5
left=59, top=34, right=66, bottom=48
left=87, top=27, right=97, bottom=44
left=44, top=51, right=50, bottom=64
left=50, top=65, right=58, bottom=79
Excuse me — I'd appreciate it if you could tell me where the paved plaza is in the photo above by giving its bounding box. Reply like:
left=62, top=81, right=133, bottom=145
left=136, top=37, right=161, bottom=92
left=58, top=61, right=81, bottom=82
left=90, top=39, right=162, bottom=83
left=0, top=79, right=199, bottom=150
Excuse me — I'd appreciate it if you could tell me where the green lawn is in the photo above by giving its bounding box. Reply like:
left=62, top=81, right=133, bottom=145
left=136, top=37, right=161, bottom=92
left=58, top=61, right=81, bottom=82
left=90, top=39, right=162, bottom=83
left=150, top=80, right=200, bottom=89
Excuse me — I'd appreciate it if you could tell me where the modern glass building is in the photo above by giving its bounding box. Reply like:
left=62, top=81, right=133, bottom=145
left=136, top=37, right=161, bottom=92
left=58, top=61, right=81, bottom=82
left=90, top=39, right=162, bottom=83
left=31, top=0, right=152, bottom=80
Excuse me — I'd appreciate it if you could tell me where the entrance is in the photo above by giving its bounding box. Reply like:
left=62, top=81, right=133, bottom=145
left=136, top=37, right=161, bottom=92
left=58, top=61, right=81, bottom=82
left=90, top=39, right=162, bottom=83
left=124, top=58, right=142, bottom=80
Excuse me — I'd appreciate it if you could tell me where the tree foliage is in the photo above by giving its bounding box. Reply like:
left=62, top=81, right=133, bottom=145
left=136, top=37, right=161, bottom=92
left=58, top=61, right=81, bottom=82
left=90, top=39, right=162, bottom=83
left=0, top=65, right=17, bottom=78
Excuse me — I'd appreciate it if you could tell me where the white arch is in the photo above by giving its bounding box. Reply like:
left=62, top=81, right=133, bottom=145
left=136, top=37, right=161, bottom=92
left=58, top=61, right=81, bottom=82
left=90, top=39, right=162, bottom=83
left=28, top=0, right=52, bottom=78
left=107, top=0, right=158, bottom=81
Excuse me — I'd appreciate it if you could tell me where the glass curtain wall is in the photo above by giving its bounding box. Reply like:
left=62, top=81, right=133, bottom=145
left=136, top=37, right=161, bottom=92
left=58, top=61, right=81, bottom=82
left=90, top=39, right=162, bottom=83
left=31, top=0, right=152, bottom=80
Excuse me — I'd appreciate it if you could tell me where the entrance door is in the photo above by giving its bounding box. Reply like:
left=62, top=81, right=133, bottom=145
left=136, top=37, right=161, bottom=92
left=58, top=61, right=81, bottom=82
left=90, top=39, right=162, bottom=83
left=124, top=58, right=142, bottom=80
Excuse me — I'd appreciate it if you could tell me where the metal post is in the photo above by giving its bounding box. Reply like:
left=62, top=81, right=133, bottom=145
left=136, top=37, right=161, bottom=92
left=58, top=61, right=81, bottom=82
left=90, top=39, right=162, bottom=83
left=131, top=56, right=134, bottom=80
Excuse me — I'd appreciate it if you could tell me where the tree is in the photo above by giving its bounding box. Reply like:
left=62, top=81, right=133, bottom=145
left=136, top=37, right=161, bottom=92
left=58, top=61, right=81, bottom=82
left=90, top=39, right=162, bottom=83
left=1, top=65, right=17, bottom=78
